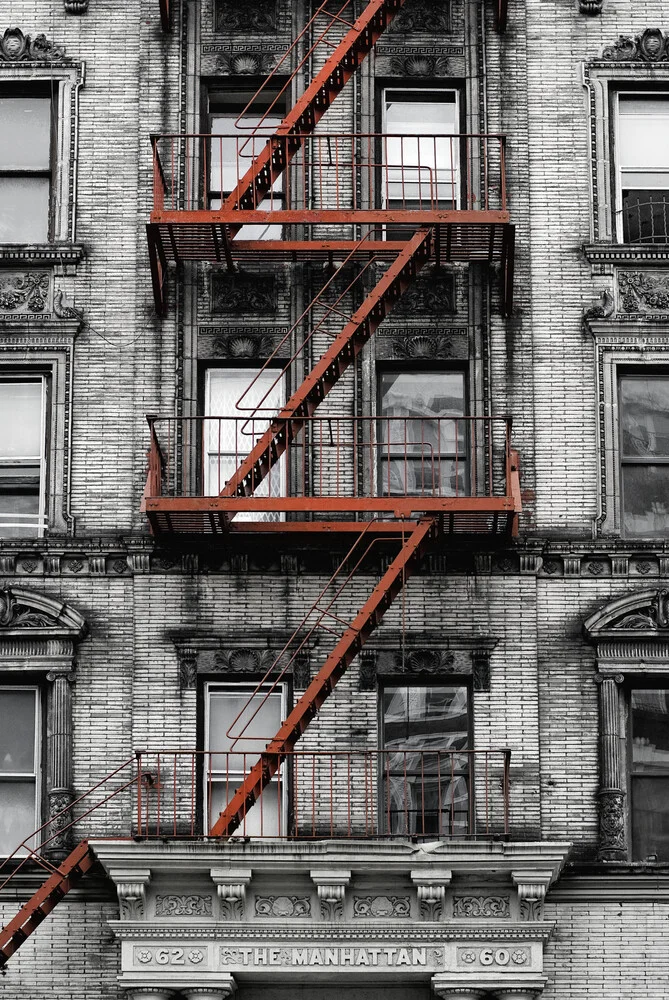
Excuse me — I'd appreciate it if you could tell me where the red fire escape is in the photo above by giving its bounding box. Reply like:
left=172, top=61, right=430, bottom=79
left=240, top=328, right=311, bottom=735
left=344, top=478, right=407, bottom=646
left=1, top=0, right=518, bottom=970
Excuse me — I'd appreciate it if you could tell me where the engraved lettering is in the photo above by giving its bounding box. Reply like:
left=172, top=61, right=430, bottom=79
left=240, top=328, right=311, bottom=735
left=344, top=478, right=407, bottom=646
left=412, top=948, right=426, bottom=965
left=294, top=948, right=308, bottom=965
left=397, top=948, right=411, bottom=965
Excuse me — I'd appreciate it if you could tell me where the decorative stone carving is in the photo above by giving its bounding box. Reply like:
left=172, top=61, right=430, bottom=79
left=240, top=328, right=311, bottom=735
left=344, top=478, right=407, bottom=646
left=211, top=869, right=252, bottom=920
left=0, top=27, right=66, bottom=62
left=511, top=870, right=553, bottom=921
left=582, top=288, right=614, bottom=326
left=211, top=332, right=279, bottom=359
left=124, top=990, right=176, bottom=1000
left=377, top=53, right=455, bottom=77
left=214, top=647, right=277, bottom=672
left=113, top=870, right=151, bottom=920
left=0, top=589, right=60, bottom=628
left=392, top=270, right=455, bottom=315
left=178, top=647, right=198, bottom=689
left=53, top=288, right=83, bottom=320
left=359, top=649, right=377, bottom=692
left=411, top=871, right=451, bottom=921
left=64, top=1, right=89, bottom=14
left=352, top=895, right=411, bottom=918
left=472, top=650, right=491, bottom=693
left=619, top=271, right=669, bottom=314
left=182, top=988, right=237, bottom=1000
left=0, top=271, right=50, bottom=316
left=598, top=788, right=626, bottom=861
left=310, top=870, right=351, bottom=921
left=610, top=589, right=669, bottom=630
left=46, top=788, right=74, bottom=856
left=431, top=986, right=491, bottom=1000
left=579, top=0, right=602, bottom=15
left=154, top=894, right=213, bottom=917
left=452, top=896, right=510, bottom=919
left=603, top=28, right=669, bottom=62
left=382, top=649, right=455, bottom=675
left=210, top=271, right=278, bottom=314
left=254, top=895, right=311, bottom=918
left=293, top=652, right=310, bottom=688
left=215, top=0, right=277, bottom=33
left=388, top=0, right=452, bottom=34
left=214, top=51, right=279, bottom=75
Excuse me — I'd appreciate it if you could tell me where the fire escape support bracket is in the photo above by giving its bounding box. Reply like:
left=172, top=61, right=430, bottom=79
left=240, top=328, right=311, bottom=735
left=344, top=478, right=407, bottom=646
left=500, top=224, right=515, bottom=318
left=146, top=224, right=168, bottom=317
left=209, top=516, right=436, bottom=839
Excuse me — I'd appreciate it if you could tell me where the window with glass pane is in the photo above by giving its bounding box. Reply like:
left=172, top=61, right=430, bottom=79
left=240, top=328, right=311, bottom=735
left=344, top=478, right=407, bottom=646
left=205, top=683, right=285, bottom=837
left=619, top=375, right=669, bottom=536
left=204, top=367, right=285, bottom=522
left=0, top=94, right=52, bottom=243
left=0, top=378, right=47, bottom=537
left=381, top=685, right=470, bottom=836
left=208, top=89, right=284, bottom=239
left=378, top=370, right=467, bottom=497
left=382, top=90, right=459, bottom=239
left=0, top=687, right=39, bottom=856
left=630, top=688, right=669, bottom=861
left=617, top=95, right=669, bottom=244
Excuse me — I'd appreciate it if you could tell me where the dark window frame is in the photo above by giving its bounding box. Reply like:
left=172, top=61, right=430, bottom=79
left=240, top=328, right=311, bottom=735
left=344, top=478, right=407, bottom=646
left=0, top=83, right=57, bottom=244
left=617, top=369, right=669, bottom=538
left=627, top=680, right=669, bottom=862
left=0, top=372, right=51, bottom=539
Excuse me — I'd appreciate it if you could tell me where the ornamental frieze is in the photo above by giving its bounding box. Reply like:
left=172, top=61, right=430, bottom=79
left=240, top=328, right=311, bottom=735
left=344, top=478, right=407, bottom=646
left=353, top=895, right=411, bottom=918
left=214, top=51, right=279, bottom=75
left=0, top=271, right=51, bottom=318
left=210, top=271, right=278, bottom=315
left=214, top=0, right=277, bottom=33
left=618, top=271, right=669, bottom=315
left=452, top=896, right=510, bottom=919
left=154, top=895, right=213, bottom=917
left=388, top=0, right=452, bottom=34
left=254, top=896, right=311, bottom=918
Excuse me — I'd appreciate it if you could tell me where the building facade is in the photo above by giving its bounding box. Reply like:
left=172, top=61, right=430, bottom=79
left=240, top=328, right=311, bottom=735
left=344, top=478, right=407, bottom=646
left=1, top=1, right=669, bottom=998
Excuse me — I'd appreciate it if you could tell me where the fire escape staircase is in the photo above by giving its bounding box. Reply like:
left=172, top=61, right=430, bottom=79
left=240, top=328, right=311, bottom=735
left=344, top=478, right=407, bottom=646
left=1, top=1, right=518, bottom=971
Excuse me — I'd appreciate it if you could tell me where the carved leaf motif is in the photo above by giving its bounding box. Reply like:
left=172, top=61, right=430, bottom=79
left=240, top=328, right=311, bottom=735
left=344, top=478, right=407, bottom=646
left=254, top=895, right=311, bottom=918
left=215, top=0, right=277, bottom=33
left=611, top=590, right=669, bottom=631
left=0, top=590, right=55, bottom=629
left=155, top=894, right=213, bottom=917
left=352, top=895, right=411, bottom=918
left=0, top=272, right=50, bottom=315
left=211, top=272, right=277, bottom=314
left=452, top=895, right=510, bottom=918
left=389, top=0, right=452, bottom=33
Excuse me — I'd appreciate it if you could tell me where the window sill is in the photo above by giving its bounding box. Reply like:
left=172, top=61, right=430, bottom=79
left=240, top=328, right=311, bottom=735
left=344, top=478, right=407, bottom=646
left=0, top=244, right=86, bottom=266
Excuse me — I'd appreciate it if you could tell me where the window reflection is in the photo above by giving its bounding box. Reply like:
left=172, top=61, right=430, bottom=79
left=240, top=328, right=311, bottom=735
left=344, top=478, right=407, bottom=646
left=631, top=689, right=669, bottom=861
left=619, top=376, right=669, bottom=536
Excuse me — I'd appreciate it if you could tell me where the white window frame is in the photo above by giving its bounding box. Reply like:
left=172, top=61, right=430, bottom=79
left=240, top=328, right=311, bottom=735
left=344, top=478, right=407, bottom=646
left=613, top=92, right=669, bottom=244
left=381, top=88, right=461, bottom=215
left=204, top=366, right=286, bottom=521
left=204, top=680, right=288, bottom=837
left=0, top=59, right=84, bottom=249
left=0, top=375, right=48, bottom=538
left=0, top=685, right=40, bottom=857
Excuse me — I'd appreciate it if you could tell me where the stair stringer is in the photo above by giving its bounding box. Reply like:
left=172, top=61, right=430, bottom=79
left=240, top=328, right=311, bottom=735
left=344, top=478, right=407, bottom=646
left=209, top=516, right=436, bottom=838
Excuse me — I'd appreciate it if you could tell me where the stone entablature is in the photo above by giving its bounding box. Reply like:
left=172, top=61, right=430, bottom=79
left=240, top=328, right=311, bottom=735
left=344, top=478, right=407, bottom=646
left=92, top=841, right=569, bottom=997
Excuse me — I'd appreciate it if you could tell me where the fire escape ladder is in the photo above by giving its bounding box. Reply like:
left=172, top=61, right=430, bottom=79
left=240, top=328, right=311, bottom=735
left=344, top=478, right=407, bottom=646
left=223, top=0, right=407, bottom=224
left=209, top=515, right=436, bottom=838
left=221, top=227, right=433, bottom=502
left=0, top=840, right=95, bottom=970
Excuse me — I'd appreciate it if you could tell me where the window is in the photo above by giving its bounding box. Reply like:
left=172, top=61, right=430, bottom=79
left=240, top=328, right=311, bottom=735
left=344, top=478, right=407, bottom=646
left=207, top=88, right=285, bottom=239
left=616, top=94, right=669, bottom=244
left=381, top=89, right=459, bottom=239
left=204, top=682, right=286, bottom=837
left=0, top=686, right=40, bottom=856
left=0, top=377, right=47, bottom=537
left=381, top=684, right=470, bottom=836
left=619, top=373, right=669, bottom=537
left=204, top=366, right=285, bottom=521
left=377, top=369, right=467, bottom=497
left=630, top=688, right=669, bottom=861
left=0, top=90, right=53, bottom=243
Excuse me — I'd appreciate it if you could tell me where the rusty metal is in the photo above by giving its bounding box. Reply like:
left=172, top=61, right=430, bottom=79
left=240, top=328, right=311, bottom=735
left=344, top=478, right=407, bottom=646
left=496, top=0, right=507, bottom=31
left=159, top=0, right=170, bottom=32
left=210, top=516, right=435, bottom=836
left=133, top=748, right=511, bottom=841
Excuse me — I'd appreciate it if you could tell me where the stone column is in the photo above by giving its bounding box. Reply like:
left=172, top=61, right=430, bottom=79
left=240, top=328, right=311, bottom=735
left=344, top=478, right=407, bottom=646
left=45, top=668, right=75, bottom=858
left=431, top=987, right=493, bottom=1000
left=595, top=673, right=626, bottom=861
